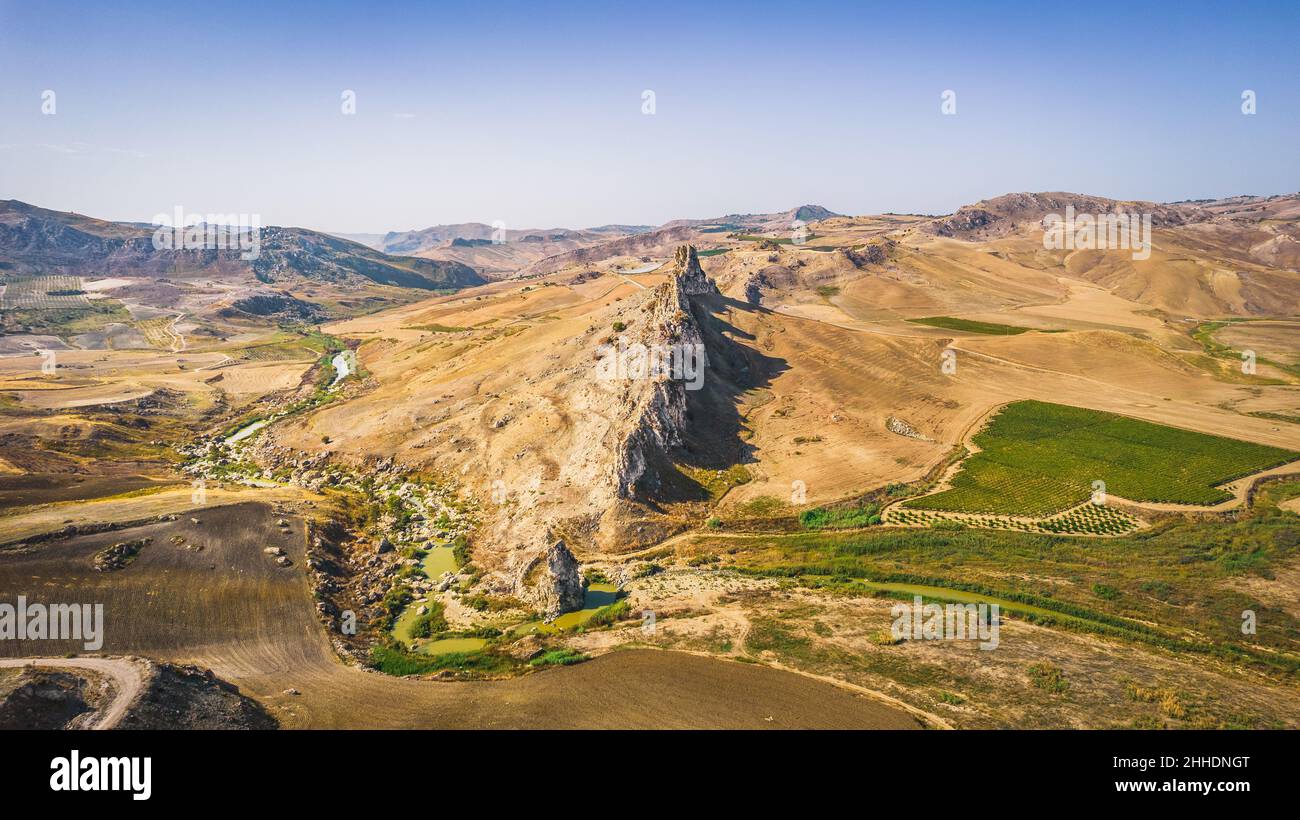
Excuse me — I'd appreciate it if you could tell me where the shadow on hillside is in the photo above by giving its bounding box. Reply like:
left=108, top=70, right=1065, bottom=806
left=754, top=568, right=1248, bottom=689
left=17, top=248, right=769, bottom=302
left=637, top=294, right=789, bottom=506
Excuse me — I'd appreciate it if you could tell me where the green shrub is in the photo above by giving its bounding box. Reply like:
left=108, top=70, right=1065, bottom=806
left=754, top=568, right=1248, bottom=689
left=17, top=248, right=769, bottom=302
left=1092, top=583, right=1120, bottom=601
left=585, top=599, right=630, bottom=628
left=1027, top=663, right=1069, bottom=693
left=451, top=535, right=472, bottom=566
left=529, top=648, right=587, bottom=667
left=800, top=503, right=881, bottom=530
left=409, top=601, right=448, bottom=638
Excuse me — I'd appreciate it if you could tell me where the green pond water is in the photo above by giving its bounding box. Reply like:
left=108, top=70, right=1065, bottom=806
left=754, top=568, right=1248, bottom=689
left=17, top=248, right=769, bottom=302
left=391, top=601, right=430, bottom=644
left=393, top=570, right=623, bottom=655
left=511, top=583, right=621, bottom=636
left=389, top=544, right=460, bottom=645
left=422, top=544, right=457, bottom=577
left=418, top=637, right=488, bottom=655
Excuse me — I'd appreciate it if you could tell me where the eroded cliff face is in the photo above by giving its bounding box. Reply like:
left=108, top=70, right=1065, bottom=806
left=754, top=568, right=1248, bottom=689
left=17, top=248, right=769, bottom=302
left=497, top=245, right=719, bottom=611
left=611, top=245, right=716, bottom=500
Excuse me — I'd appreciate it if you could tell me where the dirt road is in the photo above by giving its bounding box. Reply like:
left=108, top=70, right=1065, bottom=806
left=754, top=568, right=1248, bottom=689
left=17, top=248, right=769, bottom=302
left=0, top=657, right=146, bottom=729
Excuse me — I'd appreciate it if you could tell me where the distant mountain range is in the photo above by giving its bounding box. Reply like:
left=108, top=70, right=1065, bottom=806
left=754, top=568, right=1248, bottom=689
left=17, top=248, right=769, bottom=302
left=327, top=205, right=844, bottom=279
left=0, top=200, right=484, bottom=293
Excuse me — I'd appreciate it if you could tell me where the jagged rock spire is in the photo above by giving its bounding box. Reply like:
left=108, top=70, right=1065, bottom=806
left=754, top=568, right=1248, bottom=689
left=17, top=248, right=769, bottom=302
left=517, top=537, right=585, bottom=617
left=673, top=245, right=718, bottom=296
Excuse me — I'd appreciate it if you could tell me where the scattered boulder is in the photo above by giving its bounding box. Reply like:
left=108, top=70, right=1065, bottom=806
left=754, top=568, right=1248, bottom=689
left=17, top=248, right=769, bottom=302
left=844, top=239, right=894, bottom=268
left=886, top=416, right=930, bottom=441
left=93, top=538, right=150, bottom=572
left=505, top=633, right=545, bottom=661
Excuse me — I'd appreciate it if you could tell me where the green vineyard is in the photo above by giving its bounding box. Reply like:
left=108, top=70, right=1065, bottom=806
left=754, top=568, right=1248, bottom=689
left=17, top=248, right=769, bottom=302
left=886, top=501, right=1139, bottom=536
left=904, top=400, right=1299, bottom=516
left=0, top=275, right=89, bottom=309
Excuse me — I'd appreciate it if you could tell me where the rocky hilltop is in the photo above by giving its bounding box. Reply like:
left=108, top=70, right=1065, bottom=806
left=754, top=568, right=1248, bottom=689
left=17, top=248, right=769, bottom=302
left=519, top=225, right=699, bottom=277
left=925, top=192, right=1211, bottom=240
left=494, top=245, right=721, bottom=602
left=612, top=245, right=716, bottom=499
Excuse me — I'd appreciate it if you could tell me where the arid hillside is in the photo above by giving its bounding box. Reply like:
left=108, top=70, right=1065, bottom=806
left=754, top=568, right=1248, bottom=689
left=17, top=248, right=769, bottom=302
left=3, top=191, right=1298, bottom=731
left=0, top=201, right=486, bottom=341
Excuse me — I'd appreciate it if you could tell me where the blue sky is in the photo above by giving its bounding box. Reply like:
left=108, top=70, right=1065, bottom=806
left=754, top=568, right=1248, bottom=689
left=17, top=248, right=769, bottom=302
left=1, top=0, right=1297, bottom=232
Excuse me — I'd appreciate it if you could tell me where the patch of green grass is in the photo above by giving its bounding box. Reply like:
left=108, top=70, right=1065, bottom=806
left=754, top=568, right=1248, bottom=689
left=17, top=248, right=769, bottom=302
left=1092, top=583, right=1121, bottom=601
left=369, top=644, right=513, bottom=677
left=584, top=599, right=630, bottom=628
left=451, top=535, right=472, bottom=567
left=409, top=323, right=466, bottom=333
left=905, top=400, right=1298, bottom=516
left=746, top=618, right=813, bottom=660
left=678, top=463, right=752, bottom=501
left=799, top=503, right=881, bottom=530
left=815, top=285, right=840, bottom=300
left=907, top=316, right=1035, bottom=335
left=1027, top=663, right=1069, bottom=694
left=529, top=648, right=587, bottom=667
left=409, top=601, right=449, bottom=639
left=735, top=495, right=790, bottom=517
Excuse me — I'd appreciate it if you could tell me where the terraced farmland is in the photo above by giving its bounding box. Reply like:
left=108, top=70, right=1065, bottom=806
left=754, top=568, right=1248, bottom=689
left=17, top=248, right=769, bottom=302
left=904, top=400, right=1299, bottom=516
left=0, top=275, right=89, bottom=309
left=884, top=501, right=1140, bottom=536
left=135, top=316, right=179, bottom=349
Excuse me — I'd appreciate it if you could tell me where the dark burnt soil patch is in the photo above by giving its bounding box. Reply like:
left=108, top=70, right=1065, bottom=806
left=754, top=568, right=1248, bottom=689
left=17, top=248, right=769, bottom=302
left=0, top=668, right=104, bottom=729
left=119, top=662, right=278, bottom=730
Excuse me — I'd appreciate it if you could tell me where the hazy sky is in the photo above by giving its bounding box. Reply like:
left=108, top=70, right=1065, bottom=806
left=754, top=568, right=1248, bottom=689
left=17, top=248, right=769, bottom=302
left=2, top=0, right=1297, bottom=233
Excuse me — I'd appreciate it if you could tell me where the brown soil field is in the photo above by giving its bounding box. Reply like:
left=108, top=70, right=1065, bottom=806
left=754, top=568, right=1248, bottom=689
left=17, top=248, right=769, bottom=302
left=0, top=474, right=179, bottom=511
left=0, top=502, right=920, bottom=729
left=1214, top=321, right=1300, bottom=368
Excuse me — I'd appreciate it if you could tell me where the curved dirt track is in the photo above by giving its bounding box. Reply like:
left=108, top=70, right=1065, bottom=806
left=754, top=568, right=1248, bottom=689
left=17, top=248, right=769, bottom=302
left=0, top=657, right=146, bottom=729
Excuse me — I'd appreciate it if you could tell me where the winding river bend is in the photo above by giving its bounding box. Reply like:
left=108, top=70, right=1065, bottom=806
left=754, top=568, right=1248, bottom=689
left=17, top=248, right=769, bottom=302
left=330, top=351, right=353, bottom=387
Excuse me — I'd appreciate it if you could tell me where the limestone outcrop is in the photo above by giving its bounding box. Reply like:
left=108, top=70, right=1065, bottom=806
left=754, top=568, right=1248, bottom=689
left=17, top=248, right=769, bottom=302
left=516, top=538, right=584, bottom=617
